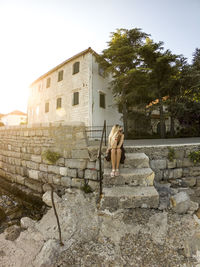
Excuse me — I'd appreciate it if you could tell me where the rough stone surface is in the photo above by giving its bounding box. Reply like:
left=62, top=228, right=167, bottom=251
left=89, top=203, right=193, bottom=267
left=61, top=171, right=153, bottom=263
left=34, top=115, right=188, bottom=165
left=170, top=191, right=191, bottom=214
left=42, top=191, right=62, bottom=207
left=0, top=190, right=199, bottom=267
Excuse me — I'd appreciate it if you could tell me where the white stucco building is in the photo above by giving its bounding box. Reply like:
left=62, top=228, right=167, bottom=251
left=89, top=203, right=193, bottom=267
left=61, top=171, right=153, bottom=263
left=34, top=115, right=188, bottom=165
left=28, top=47, right=122, bottom=128
left=1, top=110, right=27, bottom=126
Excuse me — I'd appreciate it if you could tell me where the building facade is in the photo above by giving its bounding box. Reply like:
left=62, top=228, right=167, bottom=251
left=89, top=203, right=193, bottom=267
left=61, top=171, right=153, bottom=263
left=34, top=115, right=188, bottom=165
left=1, top=110, right=27, bottom=126
left=28, top=48, right=122, bottom=128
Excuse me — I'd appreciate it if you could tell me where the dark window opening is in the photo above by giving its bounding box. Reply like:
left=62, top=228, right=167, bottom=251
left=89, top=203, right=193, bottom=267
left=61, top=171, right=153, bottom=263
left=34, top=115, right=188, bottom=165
left=73, top=62, right=80, bottom=75
left=73, top=92, right=79, bottom=105
left=46, top=77, right=51, bottom=88
left=56, top=98, right=62, bottom=109
left=45, top=102, right=49, bottom=113
left=58, top=70, right=63, bottom=82
left=99, top=93, right=106, bottom=109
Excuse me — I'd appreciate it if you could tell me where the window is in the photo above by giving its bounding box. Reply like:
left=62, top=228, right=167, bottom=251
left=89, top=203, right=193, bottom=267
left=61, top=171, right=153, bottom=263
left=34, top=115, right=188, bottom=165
left=56, top=98, right=62, bottom=109
left=99, top=92, right=106, bottom=109
left=72, top=92, right=79, bottom=105
left=46, top=77, right=51, bottom=88
left=98, top=65, right=105, bottom=77
left=45, top=102, right=49, bottom=113
left=58, top=70, right=63, bottom=82
left=73, top=62, right=80, bottom=75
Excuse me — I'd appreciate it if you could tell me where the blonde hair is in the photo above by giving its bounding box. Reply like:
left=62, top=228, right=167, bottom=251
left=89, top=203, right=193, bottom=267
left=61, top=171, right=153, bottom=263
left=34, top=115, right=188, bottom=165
left=108, top=124, right=120, bottom=146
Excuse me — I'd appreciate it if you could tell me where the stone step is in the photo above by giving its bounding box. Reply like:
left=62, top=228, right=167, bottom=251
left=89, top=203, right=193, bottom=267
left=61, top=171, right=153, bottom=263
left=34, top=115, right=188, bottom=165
left=100, top=186, right=159, bottom=211
left=104, top=152, right=149, bottom=169
left=103, top=167, right=155, bottom=187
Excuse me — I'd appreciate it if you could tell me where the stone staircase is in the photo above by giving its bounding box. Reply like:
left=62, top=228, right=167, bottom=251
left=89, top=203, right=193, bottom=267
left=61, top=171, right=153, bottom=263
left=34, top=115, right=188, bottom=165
left=100, top=151, right=159, bottom=211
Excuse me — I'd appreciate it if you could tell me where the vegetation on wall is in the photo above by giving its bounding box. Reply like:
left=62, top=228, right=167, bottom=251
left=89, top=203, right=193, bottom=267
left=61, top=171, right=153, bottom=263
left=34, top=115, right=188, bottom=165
left=42, top=150, right=61, bottom=164
left=167, top=147, right=176, bottom=162
left=189, top=150, right=200, bottom=164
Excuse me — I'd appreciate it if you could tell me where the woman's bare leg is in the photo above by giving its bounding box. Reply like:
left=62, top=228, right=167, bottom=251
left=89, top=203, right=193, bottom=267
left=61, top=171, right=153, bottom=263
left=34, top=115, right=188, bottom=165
left=116, top=148, right=122, bottom=170
left=111, top=148, right=116, bottom=170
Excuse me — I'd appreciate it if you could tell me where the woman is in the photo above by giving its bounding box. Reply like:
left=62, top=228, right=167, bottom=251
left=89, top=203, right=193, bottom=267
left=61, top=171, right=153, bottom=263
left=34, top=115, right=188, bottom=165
left=106, top=124, right=125, bottom=177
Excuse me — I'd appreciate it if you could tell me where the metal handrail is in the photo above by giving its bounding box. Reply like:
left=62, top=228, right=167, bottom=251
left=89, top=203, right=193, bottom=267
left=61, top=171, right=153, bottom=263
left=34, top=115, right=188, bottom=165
left=98, top=120, right=106, bottom=197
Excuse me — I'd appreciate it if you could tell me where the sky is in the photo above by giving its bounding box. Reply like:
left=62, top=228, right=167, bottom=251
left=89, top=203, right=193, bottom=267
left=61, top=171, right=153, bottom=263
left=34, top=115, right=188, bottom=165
left=0, top=0, right=199, bottom=114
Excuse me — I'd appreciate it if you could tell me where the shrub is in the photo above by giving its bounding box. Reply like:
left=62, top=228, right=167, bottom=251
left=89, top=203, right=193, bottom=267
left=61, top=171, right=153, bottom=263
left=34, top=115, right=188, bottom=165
left=167, top=147, right=175, bottom=162
left=42, top=150, right=61, bottom=164
left=189, top=150, right=200, bottom=165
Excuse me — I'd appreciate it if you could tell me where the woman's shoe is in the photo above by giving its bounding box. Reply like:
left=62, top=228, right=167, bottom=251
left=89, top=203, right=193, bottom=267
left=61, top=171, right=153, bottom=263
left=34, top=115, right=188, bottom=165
left=115, top=169, right=120, bottom=176
left=110, top=169, right=115, bottom=177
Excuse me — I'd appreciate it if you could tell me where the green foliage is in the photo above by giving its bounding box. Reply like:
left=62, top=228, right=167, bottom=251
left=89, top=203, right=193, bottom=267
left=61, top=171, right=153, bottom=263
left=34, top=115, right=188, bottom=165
left=189, top=150, right=200, bottom=165
left=42, top=150, right=61, bottom=164
left=81, top=183, right=93, bottom=194
left=167, top=147, right=176, bottom=162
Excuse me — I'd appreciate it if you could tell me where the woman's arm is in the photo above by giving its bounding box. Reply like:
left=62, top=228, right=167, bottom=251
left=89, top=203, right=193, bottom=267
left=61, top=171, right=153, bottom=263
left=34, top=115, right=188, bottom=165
left=117, top=134, right=124, bottom=148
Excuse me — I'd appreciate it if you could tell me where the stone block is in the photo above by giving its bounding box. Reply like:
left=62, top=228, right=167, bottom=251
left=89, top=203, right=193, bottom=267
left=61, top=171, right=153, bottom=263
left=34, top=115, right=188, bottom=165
left=176, top=159, right=183, bottom=168
left=181, top=177, right=197, bottom=187
left=88, top=180, right=99, bottom=191
left=48, top=165, right=60, bottom=174
left=60, top=167, right=68, bottom=176
left=182, top=158, right=194, bottom=167
left=31, top=155, right=42, bottom=163
left=189, top=166, right=200, bottom=177
left=67, top=168, right=77, bottom=178
left=182, top=168, right=190, bottom=177
left=33, top=147, right=41, bottom=155
left=52, top=175, right=61, bottom=185
left=71, top=178, right=84, bottom=188
left=25, top=179, right=43, bottom=193
left=150, top=159, right=166, bottom=170
left=87, top=161, right=96, bottom=169
left=167, top=159, right=176, bottom=169
left=173, top=168, right=183, bottom=178
left=61, top=176, right=72, bottom=187
left=43, top=183, right=52, bottom=192
left=38, top=171, right=48, bottom=182
left=39, top=164, right=48, bottom=172
left=175, top=150, right=185, bottom=159
left=56, top=157, right=65, bottom=166
left=28, top=170, right=39, bottom=180
left=72, top=149, right=89, bottom=159
left=196, top=176, right=200, bottom=186
left=170, top=192, right=190, bottom=214
left=42, top=191, right=61, bottom=207
left=184, top=232, right=200, bottom=258
left=85, top=169, right=98, bottom=180
left=14, top=158, right=21, bottom=166
left=26, top=161, right=39, bottom=170
left=77, top=169, right=84, bottom=178
left=65, top=159, right=87, bottom=169
left=15, top=175, right=25, bottom=185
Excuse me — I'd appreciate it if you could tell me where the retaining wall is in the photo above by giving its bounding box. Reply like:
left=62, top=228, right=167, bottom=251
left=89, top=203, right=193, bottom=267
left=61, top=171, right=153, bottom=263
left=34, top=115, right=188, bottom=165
left=126, top=144, right=200, bottom=187
left=0, top=122, right=100, bottom=197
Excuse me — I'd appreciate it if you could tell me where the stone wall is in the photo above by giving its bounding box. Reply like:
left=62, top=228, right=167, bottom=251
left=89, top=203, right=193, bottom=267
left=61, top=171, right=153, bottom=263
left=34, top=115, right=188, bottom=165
left=0, top=122, right=100, bottom=197
left=127, top=145, right=200, bottom=187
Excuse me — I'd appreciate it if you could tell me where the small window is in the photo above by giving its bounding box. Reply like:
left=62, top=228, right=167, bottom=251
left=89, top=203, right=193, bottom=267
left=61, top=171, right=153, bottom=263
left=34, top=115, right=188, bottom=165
left=99, top=92, right=106, bottom=109
left=73, top=92, right=79, bottom=106
left=56, top=98, right=62, bottom=109
left=73, top=62, right=80, bottom=75
left=46, top=77, right=51, bottom=88
left=98, top=65, right=105, bottom=77
left=58, top=70, right=63, bottom=82
left=45, top=102, right=49, bottom=113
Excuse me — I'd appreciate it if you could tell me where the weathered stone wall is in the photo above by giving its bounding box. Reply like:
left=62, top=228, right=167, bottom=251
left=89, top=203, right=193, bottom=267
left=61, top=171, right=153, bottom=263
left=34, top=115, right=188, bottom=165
left=126, top=145, right=200, bottom=187
left=0, top=122, right=100, bottom=197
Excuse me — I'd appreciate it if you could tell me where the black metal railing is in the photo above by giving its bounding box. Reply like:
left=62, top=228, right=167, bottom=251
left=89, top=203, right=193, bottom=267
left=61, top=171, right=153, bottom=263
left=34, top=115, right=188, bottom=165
left=86, top=124, right=112, bottom=146
left=98, top=120, right=106, bottom=197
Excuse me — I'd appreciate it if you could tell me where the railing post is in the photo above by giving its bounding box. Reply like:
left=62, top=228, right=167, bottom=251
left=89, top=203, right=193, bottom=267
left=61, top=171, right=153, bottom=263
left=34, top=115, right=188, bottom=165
left=104, top=120, right=106, bottom=146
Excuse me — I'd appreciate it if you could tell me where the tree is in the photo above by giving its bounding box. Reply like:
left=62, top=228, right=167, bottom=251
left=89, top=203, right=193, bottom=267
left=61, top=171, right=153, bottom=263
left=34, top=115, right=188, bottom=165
left=97, top=28, right=149, bottom=138
left=140, top=41, right=178, bottom=138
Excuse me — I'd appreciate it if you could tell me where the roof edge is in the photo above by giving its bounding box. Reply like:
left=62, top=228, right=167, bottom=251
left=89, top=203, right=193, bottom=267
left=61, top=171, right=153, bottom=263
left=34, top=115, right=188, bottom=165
left=30, top=47, right=98, bottom=87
